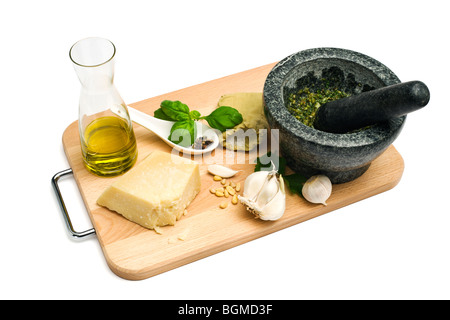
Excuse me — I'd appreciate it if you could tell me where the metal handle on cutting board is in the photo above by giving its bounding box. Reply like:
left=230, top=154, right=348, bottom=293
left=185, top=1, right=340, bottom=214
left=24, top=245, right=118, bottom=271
left=51, top=169, right=96, bottom=239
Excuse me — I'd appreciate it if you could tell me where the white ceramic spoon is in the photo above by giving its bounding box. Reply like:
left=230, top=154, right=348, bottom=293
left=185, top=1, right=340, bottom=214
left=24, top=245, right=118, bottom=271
left=124, top=106, right=220, bottom=155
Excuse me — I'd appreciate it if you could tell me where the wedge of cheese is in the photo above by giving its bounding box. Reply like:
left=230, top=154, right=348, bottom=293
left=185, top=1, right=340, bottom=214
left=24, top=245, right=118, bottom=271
left=97, top=150, right=201, bottom=229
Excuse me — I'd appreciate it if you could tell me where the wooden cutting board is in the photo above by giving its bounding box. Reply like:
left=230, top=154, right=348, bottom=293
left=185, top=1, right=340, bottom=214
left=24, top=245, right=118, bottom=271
left=62, top=63, right=404, bottom=280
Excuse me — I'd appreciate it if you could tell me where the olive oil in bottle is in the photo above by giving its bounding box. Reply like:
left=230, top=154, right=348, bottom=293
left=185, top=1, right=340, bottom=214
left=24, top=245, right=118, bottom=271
left=81, top=116, right=137, bottom=176
left=70, top=37, right=138, bottom=177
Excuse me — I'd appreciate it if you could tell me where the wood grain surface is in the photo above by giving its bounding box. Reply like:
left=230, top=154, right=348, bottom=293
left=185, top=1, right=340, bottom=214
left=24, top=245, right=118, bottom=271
left=62, top=63, right=404, bottom=280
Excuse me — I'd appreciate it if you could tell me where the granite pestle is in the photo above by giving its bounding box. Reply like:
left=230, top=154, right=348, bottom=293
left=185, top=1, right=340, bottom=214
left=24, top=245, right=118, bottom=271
left=314, top=81, right=430, bottom=133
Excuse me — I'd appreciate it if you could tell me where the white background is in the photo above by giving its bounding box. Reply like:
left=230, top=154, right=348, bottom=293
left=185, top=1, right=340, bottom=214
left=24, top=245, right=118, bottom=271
left=1, top=0, right=449, bottom=300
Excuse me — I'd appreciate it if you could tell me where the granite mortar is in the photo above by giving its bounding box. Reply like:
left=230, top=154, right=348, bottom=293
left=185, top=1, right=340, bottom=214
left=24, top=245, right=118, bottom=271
left=263, top=47, right=405, bottom=183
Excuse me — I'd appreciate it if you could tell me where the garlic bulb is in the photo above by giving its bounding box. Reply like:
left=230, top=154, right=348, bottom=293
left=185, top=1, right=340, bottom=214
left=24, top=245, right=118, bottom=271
left=302, top=175, right=332, bottom=206
left=207, top=164, right=239, bottom=178
left=238, top=169, right=286, bottom=221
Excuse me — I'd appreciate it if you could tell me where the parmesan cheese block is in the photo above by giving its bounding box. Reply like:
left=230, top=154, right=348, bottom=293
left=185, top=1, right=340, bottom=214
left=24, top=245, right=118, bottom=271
left=97, top=150, right=201, bottom=229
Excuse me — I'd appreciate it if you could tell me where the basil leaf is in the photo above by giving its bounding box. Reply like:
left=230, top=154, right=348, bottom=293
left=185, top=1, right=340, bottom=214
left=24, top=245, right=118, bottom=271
left=189, top=110, right=201, bottom=120
left=155, top=100, right=243, bottom=147
left=254, top=151, right=286, bottom=175
left=154, top=108, right=173, bottom=121
left=201, top=106, right=243, bottom=132
left=283, top=173, right=308, bottom=197
left=168, top=120, right=196, bottom=147
left=160, top=100, right=190, bottom=121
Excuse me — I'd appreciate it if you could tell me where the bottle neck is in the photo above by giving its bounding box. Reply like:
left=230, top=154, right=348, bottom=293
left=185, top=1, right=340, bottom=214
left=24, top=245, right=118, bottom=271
left=74, top=60, right=115, bottom=92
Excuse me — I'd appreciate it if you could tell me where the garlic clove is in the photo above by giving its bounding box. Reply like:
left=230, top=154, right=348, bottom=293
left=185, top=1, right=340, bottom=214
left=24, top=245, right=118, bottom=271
left=257, top=187, right=286, bottom=221
left=207, top=164, right=240, bottom=178
left=255, top=174, right=279, bottom=208
left=239, top=169, right=286, bottom=221
left=242, top=170, right=270, bottom=200
left=302, top=175, right=332, bottom=206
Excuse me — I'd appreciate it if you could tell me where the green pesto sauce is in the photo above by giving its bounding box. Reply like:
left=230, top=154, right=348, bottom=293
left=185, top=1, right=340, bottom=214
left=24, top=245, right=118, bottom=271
left=287, top=86, right=351, bottom=128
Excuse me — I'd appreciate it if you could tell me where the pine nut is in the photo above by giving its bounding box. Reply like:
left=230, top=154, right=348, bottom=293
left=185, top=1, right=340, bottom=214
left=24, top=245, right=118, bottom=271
left=226, top=186, right=235, bottom=195
left=215, top=191, right=224, bottom=197
left=232, top=194, right=238, bottom=205
left=213, top=175, right=222, bottom=181
left=219, top=201, right=228, bottom=209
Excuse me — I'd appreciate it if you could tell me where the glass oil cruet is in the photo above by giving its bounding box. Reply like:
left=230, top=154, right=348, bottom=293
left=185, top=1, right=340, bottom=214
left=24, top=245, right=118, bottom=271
left=69, top=37, right=137, bottom=177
